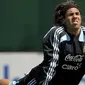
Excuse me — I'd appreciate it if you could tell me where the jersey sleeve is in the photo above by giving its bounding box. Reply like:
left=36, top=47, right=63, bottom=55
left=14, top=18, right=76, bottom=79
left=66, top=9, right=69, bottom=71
left=9, top=26, right=63, bottom=85
left=41, top=26, right=61, bottom=85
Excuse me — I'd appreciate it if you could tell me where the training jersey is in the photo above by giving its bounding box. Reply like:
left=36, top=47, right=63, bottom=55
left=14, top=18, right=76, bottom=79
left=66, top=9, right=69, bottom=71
left=9, top=26, right=85, bottom=85
left=42, top=26, right=85, bottom=85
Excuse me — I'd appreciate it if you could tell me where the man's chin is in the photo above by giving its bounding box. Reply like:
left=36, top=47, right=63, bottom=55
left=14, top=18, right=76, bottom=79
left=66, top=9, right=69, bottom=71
left=73, top=24, right=80, bottom=28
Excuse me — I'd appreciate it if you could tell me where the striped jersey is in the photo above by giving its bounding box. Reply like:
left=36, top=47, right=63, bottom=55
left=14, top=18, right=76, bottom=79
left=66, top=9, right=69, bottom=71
left=42, top=25, right=85, bottom=85
left=9, top=26, right=85, bottom=85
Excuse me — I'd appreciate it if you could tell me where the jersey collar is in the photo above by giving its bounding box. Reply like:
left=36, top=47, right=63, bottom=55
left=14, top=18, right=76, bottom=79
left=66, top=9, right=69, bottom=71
left=79, top=26, right=85, bottom=42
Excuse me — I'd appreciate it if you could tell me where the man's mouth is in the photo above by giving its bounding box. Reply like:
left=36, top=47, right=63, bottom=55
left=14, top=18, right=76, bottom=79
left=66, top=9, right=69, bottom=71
left=72, top=20, right=78, bottom=24
left=72, top=18, right=78, bottom=24
left=73, top=21, right=78, bottom=24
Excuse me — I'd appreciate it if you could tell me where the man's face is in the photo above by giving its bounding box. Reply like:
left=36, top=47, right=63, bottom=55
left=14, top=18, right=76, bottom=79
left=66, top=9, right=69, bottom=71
left=64, top=8, right=82, bottom=31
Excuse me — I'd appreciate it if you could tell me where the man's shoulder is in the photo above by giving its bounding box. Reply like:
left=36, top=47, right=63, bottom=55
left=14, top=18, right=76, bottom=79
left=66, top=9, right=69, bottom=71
left=81, top=26, right=85, bottom=31
left=43, top=26, right=64, bottom=38
left=81, top=26, right=85, bottom=34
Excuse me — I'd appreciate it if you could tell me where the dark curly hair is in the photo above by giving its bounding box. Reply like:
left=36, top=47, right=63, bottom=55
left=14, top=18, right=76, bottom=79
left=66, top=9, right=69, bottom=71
left=54, top=0, right=81, bottom=26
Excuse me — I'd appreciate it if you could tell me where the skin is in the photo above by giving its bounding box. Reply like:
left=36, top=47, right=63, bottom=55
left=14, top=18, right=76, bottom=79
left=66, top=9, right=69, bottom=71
left=64, top=8, right=82, bottom=36
left=0, top=79, right=10, bottom=85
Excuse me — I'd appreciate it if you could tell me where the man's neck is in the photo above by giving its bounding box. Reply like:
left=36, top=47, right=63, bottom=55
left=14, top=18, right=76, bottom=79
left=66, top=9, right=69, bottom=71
left=67, top=28, right=80, bottom=36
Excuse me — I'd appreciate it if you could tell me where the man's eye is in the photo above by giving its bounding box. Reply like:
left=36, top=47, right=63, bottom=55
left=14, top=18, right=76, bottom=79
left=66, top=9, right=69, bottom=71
left=76, top=12, right=79, bottom=15
left=69, top=13, right=73, bottom=16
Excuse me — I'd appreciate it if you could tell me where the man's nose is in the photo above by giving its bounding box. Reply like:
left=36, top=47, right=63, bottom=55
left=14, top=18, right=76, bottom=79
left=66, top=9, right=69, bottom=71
left=73, top=13, right=77, bottom=17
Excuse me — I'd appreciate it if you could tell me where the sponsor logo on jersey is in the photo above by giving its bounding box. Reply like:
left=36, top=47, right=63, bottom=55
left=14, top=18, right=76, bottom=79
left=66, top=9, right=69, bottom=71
left=62, top=54, right=84, bottom=70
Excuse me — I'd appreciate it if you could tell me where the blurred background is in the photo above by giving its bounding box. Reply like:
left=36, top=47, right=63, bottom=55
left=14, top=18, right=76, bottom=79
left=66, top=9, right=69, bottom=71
left=0, top=0, right=85, bottom=51
left=0, top=0, right=85, bottom=85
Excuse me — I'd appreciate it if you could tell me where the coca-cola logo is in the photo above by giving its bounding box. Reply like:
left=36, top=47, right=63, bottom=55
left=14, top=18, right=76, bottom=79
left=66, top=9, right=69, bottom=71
left=65, top=54, right=84, bottom=62
left=62, top=54, right=84, bottom=70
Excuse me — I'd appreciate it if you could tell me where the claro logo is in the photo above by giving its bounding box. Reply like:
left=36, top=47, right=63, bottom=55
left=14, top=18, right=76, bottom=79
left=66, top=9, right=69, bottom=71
left=3, top=65, right=19, bottom=81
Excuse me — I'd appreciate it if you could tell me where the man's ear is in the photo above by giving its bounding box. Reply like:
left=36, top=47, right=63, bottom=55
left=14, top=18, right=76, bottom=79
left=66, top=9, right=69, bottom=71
left=62, top=18, right=66, bottom=25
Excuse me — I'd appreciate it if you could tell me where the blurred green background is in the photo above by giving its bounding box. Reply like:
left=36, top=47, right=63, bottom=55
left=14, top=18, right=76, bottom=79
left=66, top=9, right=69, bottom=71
left=0, top=0, right=85, bottom=51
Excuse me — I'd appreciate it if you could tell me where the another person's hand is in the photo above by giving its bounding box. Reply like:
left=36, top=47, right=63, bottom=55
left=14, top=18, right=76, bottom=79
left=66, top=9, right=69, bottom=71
left=0, top=79, right=10, bottom=85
